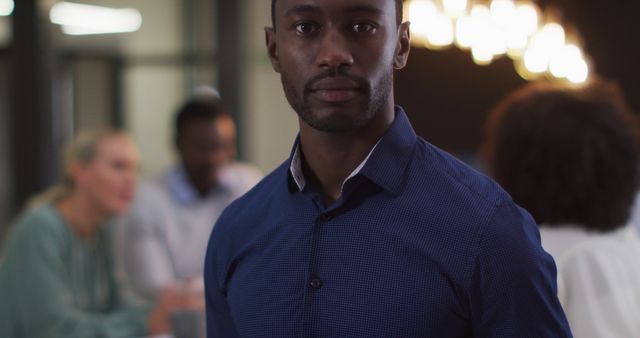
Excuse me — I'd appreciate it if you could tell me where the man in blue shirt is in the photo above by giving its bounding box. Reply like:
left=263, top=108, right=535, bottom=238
left=204, top=0, right=573, bottom=336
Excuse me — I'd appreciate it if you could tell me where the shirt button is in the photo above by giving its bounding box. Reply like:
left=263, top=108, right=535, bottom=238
left=309, top=278, right=323, bottom=289
left=318, top=213, right=332, bottom=221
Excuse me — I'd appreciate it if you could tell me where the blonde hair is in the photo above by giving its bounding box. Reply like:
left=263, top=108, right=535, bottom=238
left=27, top=129, right=129, bottom=208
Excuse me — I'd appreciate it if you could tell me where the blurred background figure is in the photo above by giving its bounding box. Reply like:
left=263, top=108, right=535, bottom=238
left=481, top=79, right=640, bottom=338
left=629, top=189, right=640, bottom=233
left=0, top=129, right=198, bottom=338
left=119, top=92, right=261, bottom=303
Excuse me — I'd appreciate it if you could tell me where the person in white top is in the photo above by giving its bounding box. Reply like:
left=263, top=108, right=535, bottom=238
left=630, top=193, right=640, bottom=232
left=120, top=94, right=262, bottom=301
left=481, top=79, right=640, bottom=338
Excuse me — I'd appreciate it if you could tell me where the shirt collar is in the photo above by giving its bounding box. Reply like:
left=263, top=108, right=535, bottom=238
left=166, top=166, right=199, bottom=204
left=287, top=106, right=416, bottom=195
left=289, top=144, right=306, bottom=191
left=166, top=166, right=229, bottom=204
left=358, top=106, right=417, bottom=195
left=289, top=138, right=380, bottom=192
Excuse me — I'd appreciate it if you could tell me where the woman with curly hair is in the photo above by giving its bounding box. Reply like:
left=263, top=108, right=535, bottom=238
left=482, top=79, right=640, bottom=338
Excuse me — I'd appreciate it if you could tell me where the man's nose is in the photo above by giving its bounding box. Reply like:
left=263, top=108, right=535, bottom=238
left=315, top=26, right=354, bottom=69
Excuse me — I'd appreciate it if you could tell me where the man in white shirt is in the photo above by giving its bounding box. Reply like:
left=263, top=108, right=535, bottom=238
left=121, top=94, right=262, bottom=300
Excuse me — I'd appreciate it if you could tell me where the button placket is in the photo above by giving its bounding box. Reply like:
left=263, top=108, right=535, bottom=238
left=317, top=213, right=332, bottom=222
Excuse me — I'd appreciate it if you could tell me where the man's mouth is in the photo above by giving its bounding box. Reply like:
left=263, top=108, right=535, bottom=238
left=309, top=77, right=361, bottom=103
left=312, top=88, right=358, bottom=103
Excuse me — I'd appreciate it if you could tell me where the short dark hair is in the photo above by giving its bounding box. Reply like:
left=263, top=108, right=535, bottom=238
left=482, top=80, right=640, bottom=232
left=174, top=98, right=229, bottom=145
left=271, top=0, right=404, bottom=28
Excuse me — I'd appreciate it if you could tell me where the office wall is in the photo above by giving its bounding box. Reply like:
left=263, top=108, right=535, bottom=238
left=73, top=57, right=117, bottom=129
left=0, top=16, right=9, bottom=45
left=124, top=64, right=185, bottom=177
left=0, top=54, right=10, bottom=237
left=0, top=16, right=9, bottom=237
left=58, top=1, right=297, bottom=177
left=120, top=0, right=187, bottom=178
left=119, top=0, right=217, bottom=178
left=242, top=0, right=298, bottom=173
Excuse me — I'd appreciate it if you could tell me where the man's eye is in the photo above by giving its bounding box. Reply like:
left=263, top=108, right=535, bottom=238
left=352, top=23, right=377, bottom=34
left=294, top=22, right=319, bottom=35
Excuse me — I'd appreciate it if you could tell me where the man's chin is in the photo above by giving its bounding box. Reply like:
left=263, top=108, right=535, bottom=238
left=299, top=108, right=372, bottom=133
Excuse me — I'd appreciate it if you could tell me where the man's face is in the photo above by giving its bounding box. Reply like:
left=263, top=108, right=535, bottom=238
left=267, top=0, right=410, bottom=133
left=177, top=116, right=236, bottom=193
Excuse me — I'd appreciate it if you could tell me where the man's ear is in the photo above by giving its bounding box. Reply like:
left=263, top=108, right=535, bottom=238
left=394, top=21, right=411, bottom=69
left=265, top=27, right=281, bottom=73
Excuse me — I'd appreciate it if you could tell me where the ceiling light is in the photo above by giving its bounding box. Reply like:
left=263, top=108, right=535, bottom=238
left=0, top=0, right=14, bottom=16
left=49, top=2, right=142, bottom=35
left=403, top=0, right=592, bottom=83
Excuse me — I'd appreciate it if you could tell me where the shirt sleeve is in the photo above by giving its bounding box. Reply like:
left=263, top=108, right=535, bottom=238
left=468, top=202, right=573, bottom=337
left=204, top=225, right=241, bottom=338
left=8, top=217, right=150, bottom=338
left=121, top=188, right=175, bottom=300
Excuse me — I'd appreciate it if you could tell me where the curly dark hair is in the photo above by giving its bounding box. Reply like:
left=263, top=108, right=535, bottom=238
left=482, top=80, right=640, bottom=232
left=270, top=0, right=404, bottom=28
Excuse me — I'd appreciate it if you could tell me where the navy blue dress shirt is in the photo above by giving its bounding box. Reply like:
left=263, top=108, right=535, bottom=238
left=204, top=107, right=572, bottom=338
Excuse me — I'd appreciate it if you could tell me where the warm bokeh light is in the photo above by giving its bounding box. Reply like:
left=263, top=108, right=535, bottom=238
left=0, top=0, right=14, bottom=16
left=454, top=14, right=475, bottom=49
left=490, top=0, right=515, bottom=29
left=538, top=23, right=566, bottom=52
left=407, top=0, right=439, bottom=45
left=470, top=3, right=490, bottom=22
left=425, top=13, right=455, bottom=48
left=522, top=23, right=565, bottom=74
left=505, top=3, right=539, bottom=56
left=468, top=4, right=496, bottom=64
left=514, top=57, right=541, bottom=81
left=49, top=2, right=142, bottom=35
left=472, top=44, right=494, bottom=65
left=566, top=58, right=589, bottom=84
left=523, top=45, right=548, bottom=73
left=549, top=44, right=582, bottom=78
left=514, top=3, right=539, bottom=36
left=442, top=0, right=467, bottom=18
left=405, top=0, right=593, bottom=83
left=505, top=30, right=529, bottom=57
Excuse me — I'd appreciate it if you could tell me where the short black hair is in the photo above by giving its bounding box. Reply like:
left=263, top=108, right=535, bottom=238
left=482, top=80, right=640, bottom=232
left=174, top=98, right=229, bottom=145
left=271, top=0, right=404, bottom=28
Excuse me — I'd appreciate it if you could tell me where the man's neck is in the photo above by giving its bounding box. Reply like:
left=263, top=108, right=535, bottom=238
left=298, top=109, right=395, bottom=206
left=184, top=170, right=217, bottom=198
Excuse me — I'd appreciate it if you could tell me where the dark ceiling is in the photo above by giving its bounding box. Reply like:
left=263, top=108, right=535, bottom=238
left=395, top=0, right=640, bottom=158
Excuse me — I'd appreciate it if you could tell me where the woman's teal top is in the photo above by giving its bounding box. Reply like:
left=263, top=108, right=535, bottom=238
left=0, top=204, right=151, bottom=338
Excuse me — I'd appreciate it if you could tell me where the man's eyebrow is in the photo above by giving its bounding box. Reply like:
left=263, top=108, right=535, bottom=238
left=345, top=5, right=384, bottom=16
left=284, top=4, right=384, bottom=18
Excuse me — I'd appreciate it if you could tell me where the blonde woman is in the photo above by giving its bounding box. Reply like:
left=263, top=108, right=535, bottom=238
left=0, top=129, right=198, bottom=337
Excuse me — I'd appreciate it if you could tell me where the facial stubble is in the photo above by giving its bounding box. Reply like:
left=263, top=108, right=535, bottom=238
left=280, top=66, right=394, bottom=133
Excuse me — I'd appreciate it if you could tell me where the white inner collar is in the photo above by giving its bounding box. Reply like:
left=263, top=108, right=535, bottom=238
left=289, top=140, right=380, bottom=192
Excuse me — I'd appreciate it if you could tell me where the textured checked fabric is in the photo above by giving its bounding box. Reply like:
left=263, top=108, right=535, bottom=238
left=204, top=107, right=573, bottom=338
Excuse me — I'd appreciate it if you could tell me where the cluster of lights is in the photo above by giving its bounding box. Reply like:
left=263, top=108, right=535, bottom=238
left=0, top=1, right=142, bottom=36
left=405, top=0, right=590, bottom=83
